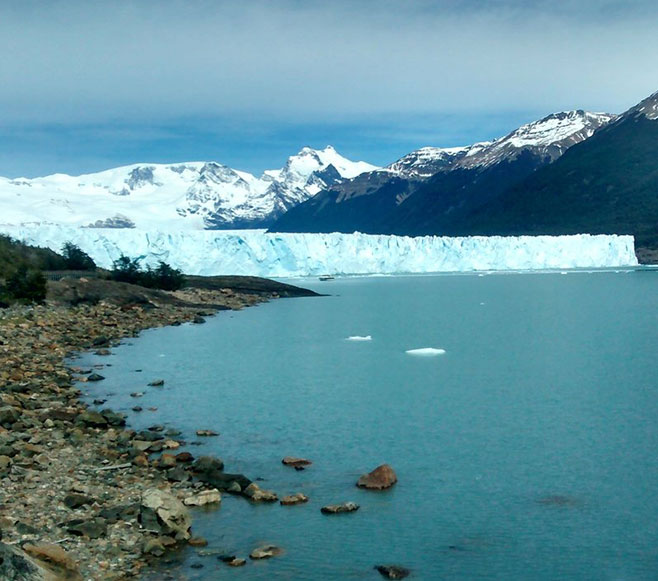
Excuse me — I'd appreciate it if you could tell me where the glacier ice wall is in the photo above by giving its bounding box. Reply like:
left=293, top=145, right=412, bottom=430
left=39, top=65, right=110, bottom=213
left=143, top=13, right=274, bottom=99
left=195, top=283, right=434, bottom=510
left=0, top=226, right=638, bottom=276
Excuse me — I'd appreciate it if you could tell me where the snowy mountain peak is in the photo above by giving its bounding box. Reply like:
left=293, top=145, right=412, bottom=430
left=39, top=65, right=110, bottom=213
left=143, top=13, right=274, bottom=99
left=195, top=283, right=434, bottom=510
left=0, top=147, right=379, bottom=230
left=386, top=146, right=471, bottom=177
left=457, top=110, right=614, bottom=169
left=623, top=89, right=658, bottom=121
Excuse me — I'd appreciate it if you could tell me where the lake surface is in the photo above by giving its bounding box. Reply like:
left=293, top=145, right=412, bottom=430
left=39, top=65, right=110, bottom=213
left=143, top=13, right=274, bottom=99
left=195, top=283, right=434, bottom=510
left=78, top=270, right=658, bottom=580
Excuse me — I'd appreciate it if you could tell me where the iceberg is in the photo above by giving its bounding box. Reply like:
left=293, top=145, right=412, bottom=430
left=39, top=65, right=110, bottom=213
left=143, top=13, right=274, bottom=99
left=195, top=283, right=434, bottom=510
left=0, top=226, right=638, bottom=277
left=346, top=335, right=373, bottom=341
left=405, top=348, right=446, bottom=356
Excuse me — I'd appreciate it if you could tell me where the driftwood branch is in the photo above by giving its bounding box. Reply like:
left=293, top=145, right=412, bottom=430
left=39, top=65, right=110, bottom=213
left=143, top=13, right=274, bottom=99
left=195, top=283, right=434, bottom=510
left=94, top=462, right=132, bottom=471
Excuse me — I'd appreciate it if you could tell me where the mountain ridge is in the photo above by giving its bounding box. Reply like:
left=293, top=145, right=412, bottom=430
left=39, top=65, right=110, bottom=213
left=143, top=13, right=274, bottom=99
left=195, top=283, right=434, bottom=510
left=0, top=146, right=378, bottom=230
left=270, top=109, right=613, bottom=235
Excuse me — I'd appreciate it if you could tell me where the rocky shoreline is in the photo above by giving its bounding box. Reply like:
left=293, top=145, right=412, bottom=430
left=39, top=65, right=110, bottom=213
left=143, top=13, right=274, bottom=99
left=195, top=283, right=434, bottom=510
left=0, top=275, right=316, bottom=580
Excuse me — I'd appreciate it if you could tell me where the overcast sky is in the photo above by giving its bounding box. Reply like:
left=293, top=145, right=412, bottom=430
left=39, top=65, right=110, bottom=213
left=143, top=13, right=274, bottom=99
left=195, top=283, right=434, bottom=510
left=1, top=0, right=657, bottom=177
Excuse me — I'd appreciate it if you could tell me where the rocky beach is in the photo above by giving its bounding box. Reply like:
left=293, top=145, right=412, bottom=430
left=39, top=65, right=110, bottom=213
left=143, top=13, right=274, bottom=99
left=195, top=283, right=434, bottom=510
left=0, top=275, right=316, bottom=580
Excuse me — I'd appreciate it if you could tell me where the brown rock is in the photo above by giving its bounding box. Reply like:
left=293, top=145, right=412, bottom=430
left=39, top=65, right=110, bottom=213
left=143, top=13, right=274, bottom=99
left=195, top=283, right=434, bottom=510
left=23, top=542, right=79, bottom=573
left=282, top=456, right=312, bottom=467
left=196, top=429, right=219, bottom=437
left=243, top=483, right=278, bottom=502
left=280, top=493, right=309, bottom=506
left=357, top=464, right=397, bottom=490
left=175, top=451, right=194, bottom=463
left=321, top=501, right=359, bottom=514
left=188, top=536, right=208, bottom=547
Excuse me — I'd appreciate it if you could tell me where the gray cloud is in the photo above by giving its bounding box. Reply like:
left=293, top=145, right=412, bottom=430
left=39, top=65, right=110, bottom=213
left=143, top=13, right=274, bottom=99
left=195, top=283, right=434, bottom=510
left=1, top=0, right=657, bottom=127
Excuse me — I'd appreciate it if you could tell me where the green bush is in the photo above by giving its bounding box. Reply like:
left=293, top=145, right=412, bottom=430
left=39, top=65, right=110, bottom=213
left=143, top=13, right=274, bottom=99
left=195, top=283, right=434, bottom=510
left=110, top=255, right=185, bottom=291
left=61, top=242, right=96, bottom=270
left=111, top=255, right=143, bottom=284
left=143, top=261, right=186, bottom=291
left=4, top=265, right=47, bottom=303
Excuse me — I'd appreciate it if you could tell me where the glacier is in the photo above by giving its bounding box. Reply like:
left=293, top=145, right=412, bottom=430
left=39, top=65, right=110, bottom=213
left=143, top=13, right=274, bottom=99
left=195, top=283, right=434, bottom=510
left=0, top=226, right=638, bottom=277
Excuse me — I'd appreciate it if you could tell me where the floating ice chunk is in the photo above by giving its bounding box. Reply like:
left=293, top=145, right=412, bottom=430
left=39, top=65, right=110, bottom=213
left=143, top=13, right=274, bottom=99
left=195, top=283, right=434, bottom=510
left=405, top=347, right=446, bottom=356
left=346, top=335, right=372, bottom=341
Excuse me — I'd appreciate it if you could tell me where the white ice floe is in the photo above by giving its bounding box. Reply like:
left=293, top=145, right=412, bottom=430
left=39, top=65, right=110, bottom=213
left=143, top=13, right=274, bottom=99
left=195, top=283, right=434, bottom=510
left=345, top=335, right=372, bottom=341
left=405, top=348, right=446, bottom=356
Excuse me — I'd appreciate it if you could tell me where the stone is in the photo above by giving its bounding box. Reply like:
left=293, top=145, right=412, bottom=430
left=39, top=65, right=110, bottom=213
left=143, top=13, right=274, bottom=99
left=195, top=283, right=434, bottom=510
left=243, top=482, right=278, bottom=502
left=130, top=392, right=144, bottom=398
left=23, top=542, right=79, bottom=573
left=196, top=429, right=219, bottom=437
left=321, top=502, right=360, bottom=514
left=175, top=451, right=193, bottom=463
left=356, top=464, right=398, bottom=490
left=132, top=406, right=143, bottom=412
left=165, top=466, right=189, bottom=482
left=64, top=517, right=108, bottom=539
left=192, top=315, right=206, bottom=324
left=191, top=455, right=224, bottom=474
left=282, top=456, right=312, bottom=467
left=227, top=558, right=246, bottom=567
left=136, top=430, right=164, bottom=442
left=0, top=455, right=12, bottom=475
left=0, top=541, right=70, bottom=581
left=100, top=409, right=126, bottom=427
left=375, top=565, right=411, bottom=579
left=249, top=545, right=282, bottom=560
left=183, top=489, right=221, bottom=507
left=155, top=454, right=177, bottom=470
left=0, top=406, right=21, bottom=427
left=99, top=503, right=141, bottom=524
left=63, top=493, right=94, bottom=509
left=148, top=424, right=164, bottom=432
left=148, top=379, right=165, bottom=386
left=141, top=487, right=192, bottom=540
left=86, top=373, right=105, bottom=382
left=142, top=538, right=166, bottom=557
left=77, top=410, right=109, bottom=428
left=188, top=536, right=208, bottom=547
left=280, top=493, right=309, bottom=506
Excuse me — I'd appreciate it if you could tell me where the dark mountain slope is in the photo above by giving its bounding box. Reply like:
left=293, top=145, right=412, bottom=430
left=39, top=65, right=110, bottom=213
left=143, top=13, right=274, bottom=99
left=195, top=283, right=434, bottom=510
left=270, top=111, right=612, bottom=235
left=448, top=111, right=658, bottom=259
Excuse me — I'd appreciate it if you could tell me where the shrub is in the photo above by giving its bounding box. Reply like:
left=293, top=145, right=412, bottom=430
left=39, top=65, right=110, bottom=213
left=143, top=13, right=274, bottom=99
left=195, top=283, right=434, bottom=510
left=110, top=255, right=185, bottom=291
left=61, top=242, right=96, bottom=270
left=143, top=261, right=185, bottom=291
left=4, top=265, right=47, bottom=303
left=111, top=255, right=143, bottom=284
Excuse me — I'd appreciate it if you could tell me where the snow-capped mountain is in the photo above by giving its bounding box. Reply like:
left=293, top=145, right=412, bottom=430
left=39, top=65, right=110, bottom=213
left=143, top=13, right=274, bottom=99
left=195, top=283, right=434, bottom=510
left=271, top=110, right=614, bottom=234
left=384, top=110, right=614, bottom=177
left=0, top=146, right=378, bottom=230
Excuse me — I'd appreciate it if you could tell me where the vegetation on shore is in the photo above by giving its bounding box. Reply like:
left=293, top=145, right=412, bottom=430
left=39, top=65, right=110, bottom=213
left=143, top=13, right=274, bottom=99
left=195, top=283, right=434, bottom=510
left=0, top=236, right=185, bottom=305
left=110, top=255, right=185, bottom=291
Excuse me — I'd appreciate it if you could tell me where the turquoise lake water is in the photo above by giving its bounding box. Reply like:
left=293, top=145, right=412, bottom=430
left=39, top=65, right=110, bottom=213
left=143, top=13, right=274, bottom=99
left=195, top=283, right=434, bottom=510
left=77, top=270, right=658, bottom=580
